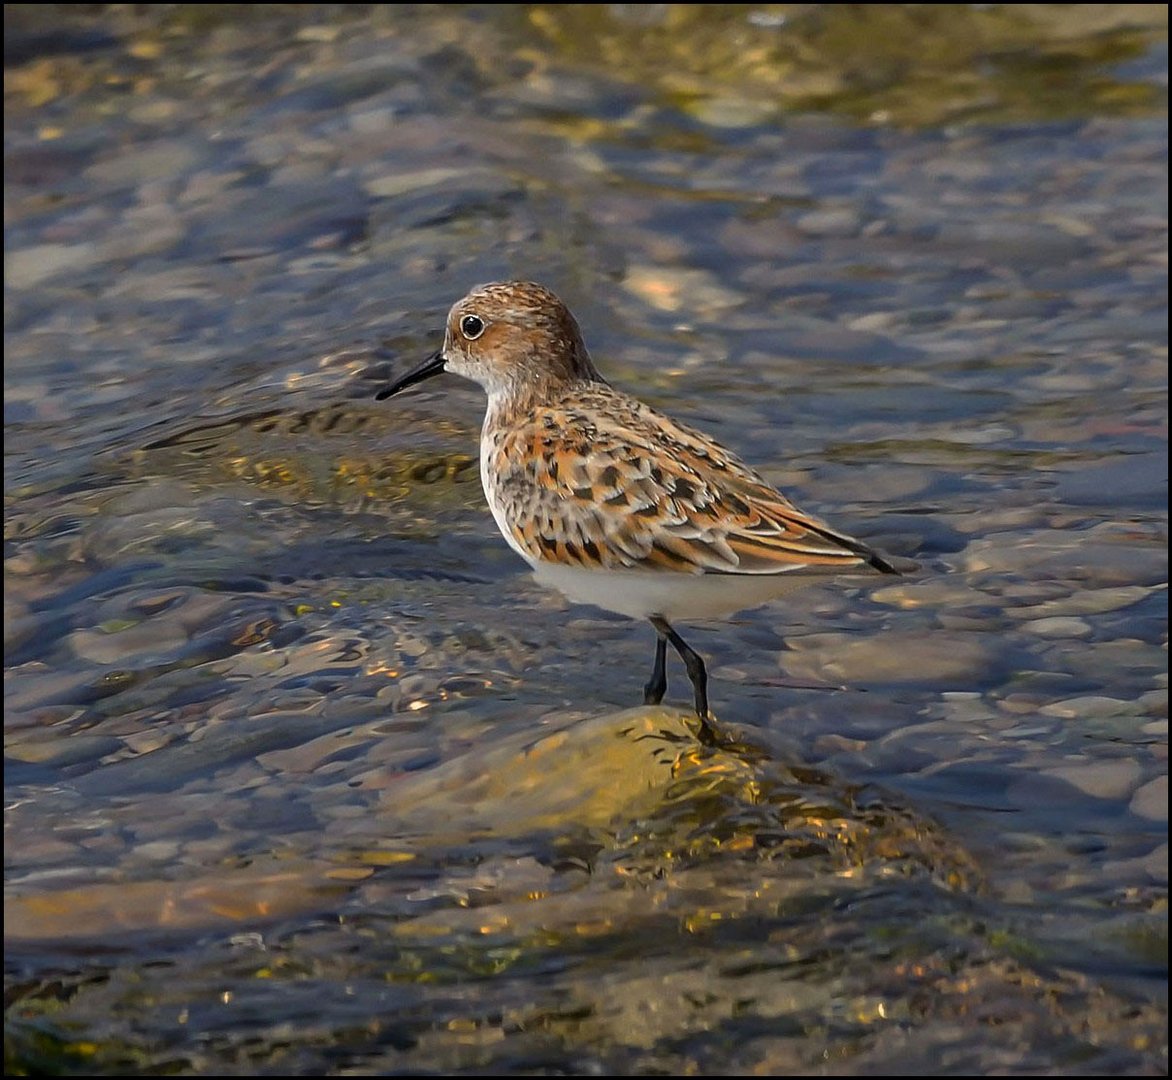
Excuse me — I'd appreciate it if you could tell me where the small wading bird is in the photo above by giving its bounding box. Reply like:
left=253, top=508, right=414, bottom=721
left=377, top=281, right=900, bottom=743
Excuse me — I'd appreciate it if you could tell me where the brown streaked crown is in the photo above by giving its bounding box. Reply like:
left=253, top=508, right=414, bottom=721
left=442, top=281, right=604, bottom=396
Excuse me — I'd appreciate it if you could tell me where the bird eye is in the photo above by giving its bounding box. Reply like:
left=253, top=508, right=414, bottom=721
left=460, top=314, right=485, bottom=340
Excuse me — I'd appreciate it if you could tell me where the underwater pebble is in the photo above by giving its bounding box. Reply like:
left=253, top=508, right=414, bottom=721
left=132, top=840, right=183, bottom=863
left=5, top=242, right=99, bottom=288
left=85, top=139, right=202, bottom=185
left=1102, top=841, right=1169, bottom=886
left=937, top=606, right=1009, bottom=631
left=97, top=204, right=187, bottom=262
left=1014, top=585, right=1156, bottom=618
left=938, top=694, right=1001, bottom=725
left=1044, top=759, right=1142, bottom=800
left=1039, top=695, right=1143, bottom=720
left=68, top=620, right=189, bottom=665
left=1138, top=688, right=1168, bottom=716
left=364, top=166, right=470, bottom=198
left=1129, top=776, right=1167, bottom=821
left=782, top=630, right=996, bottom=686
left=869, top=579, right=993, bottom=612
left=623, top=265, right=743, bottom=315
left=963, top=535, right=1168, bottom=588
left=1064, top=640, right=1166, bottom=685
left=691, top=95, right=778, bottom=129
left=5, top=733, right=123, bottom=767
left=795, top=207, right=862, bottom=238
left=1021, top=616, right=1093, bottom=639
left=256, top=728, right=381, bottom=774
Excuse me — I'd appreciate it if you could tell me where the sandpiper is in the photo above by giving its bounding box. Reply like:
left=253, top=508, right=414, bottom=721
left=377, top=281, right=899, bottom=742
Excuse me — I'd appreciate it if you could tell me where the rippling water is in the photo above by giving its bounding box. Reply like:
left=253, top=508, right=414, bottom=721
left=4, top=6, right=1167, bottom=1075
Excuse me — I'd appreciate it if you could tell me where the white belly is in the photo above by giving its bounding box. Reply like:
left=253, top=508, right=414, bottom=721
left=530, top=561, right=842, bottom=622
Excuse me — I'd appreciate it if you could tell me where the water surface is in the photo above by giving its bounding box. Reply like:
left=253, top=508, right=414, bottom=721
left=4, top=5, right=1167, bottom=1075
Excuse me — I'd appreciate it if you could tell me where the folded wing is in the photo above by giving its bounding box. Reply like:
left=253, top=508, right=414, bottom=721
left=486, top=385, right=896, bottom=577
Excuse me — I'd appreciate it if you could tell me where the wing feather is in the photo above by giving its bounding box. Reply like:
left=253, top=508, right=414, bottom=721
left=485, top=384, right=896, bottom=578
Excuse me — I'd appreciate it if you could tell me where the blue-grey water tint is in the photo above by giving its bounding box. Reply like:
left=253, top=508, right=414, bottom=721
left=4, top=6, right=1166, bottom=1075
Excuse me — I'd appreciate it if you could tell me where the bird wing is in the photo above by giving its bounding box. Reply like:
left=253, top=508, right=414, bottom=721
left=485, top=385, right=894, bottom=577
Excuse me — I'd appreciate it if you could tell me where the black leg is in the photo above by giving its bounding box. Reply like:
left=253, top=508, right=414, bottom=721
left=643, top=632, right=668, bottom=705
left=649, top=616, right=716, bottom=743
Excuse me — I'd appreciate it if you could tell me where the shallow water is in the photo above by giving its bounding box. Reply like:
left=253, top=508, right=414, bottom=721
left=4, top=5, right=1167, bottom=1075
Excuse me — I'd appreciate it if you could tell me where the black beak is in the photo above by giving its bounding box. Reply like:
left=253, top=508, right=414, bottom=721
left=375, top=349, right=446, bottom=401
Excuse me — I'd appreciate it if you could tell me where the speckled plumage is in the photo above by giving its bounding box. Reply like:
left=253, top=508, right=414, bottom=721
left=377, top=280, right=900, bottom=739
left=483, top=379, right=888, bottom=577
